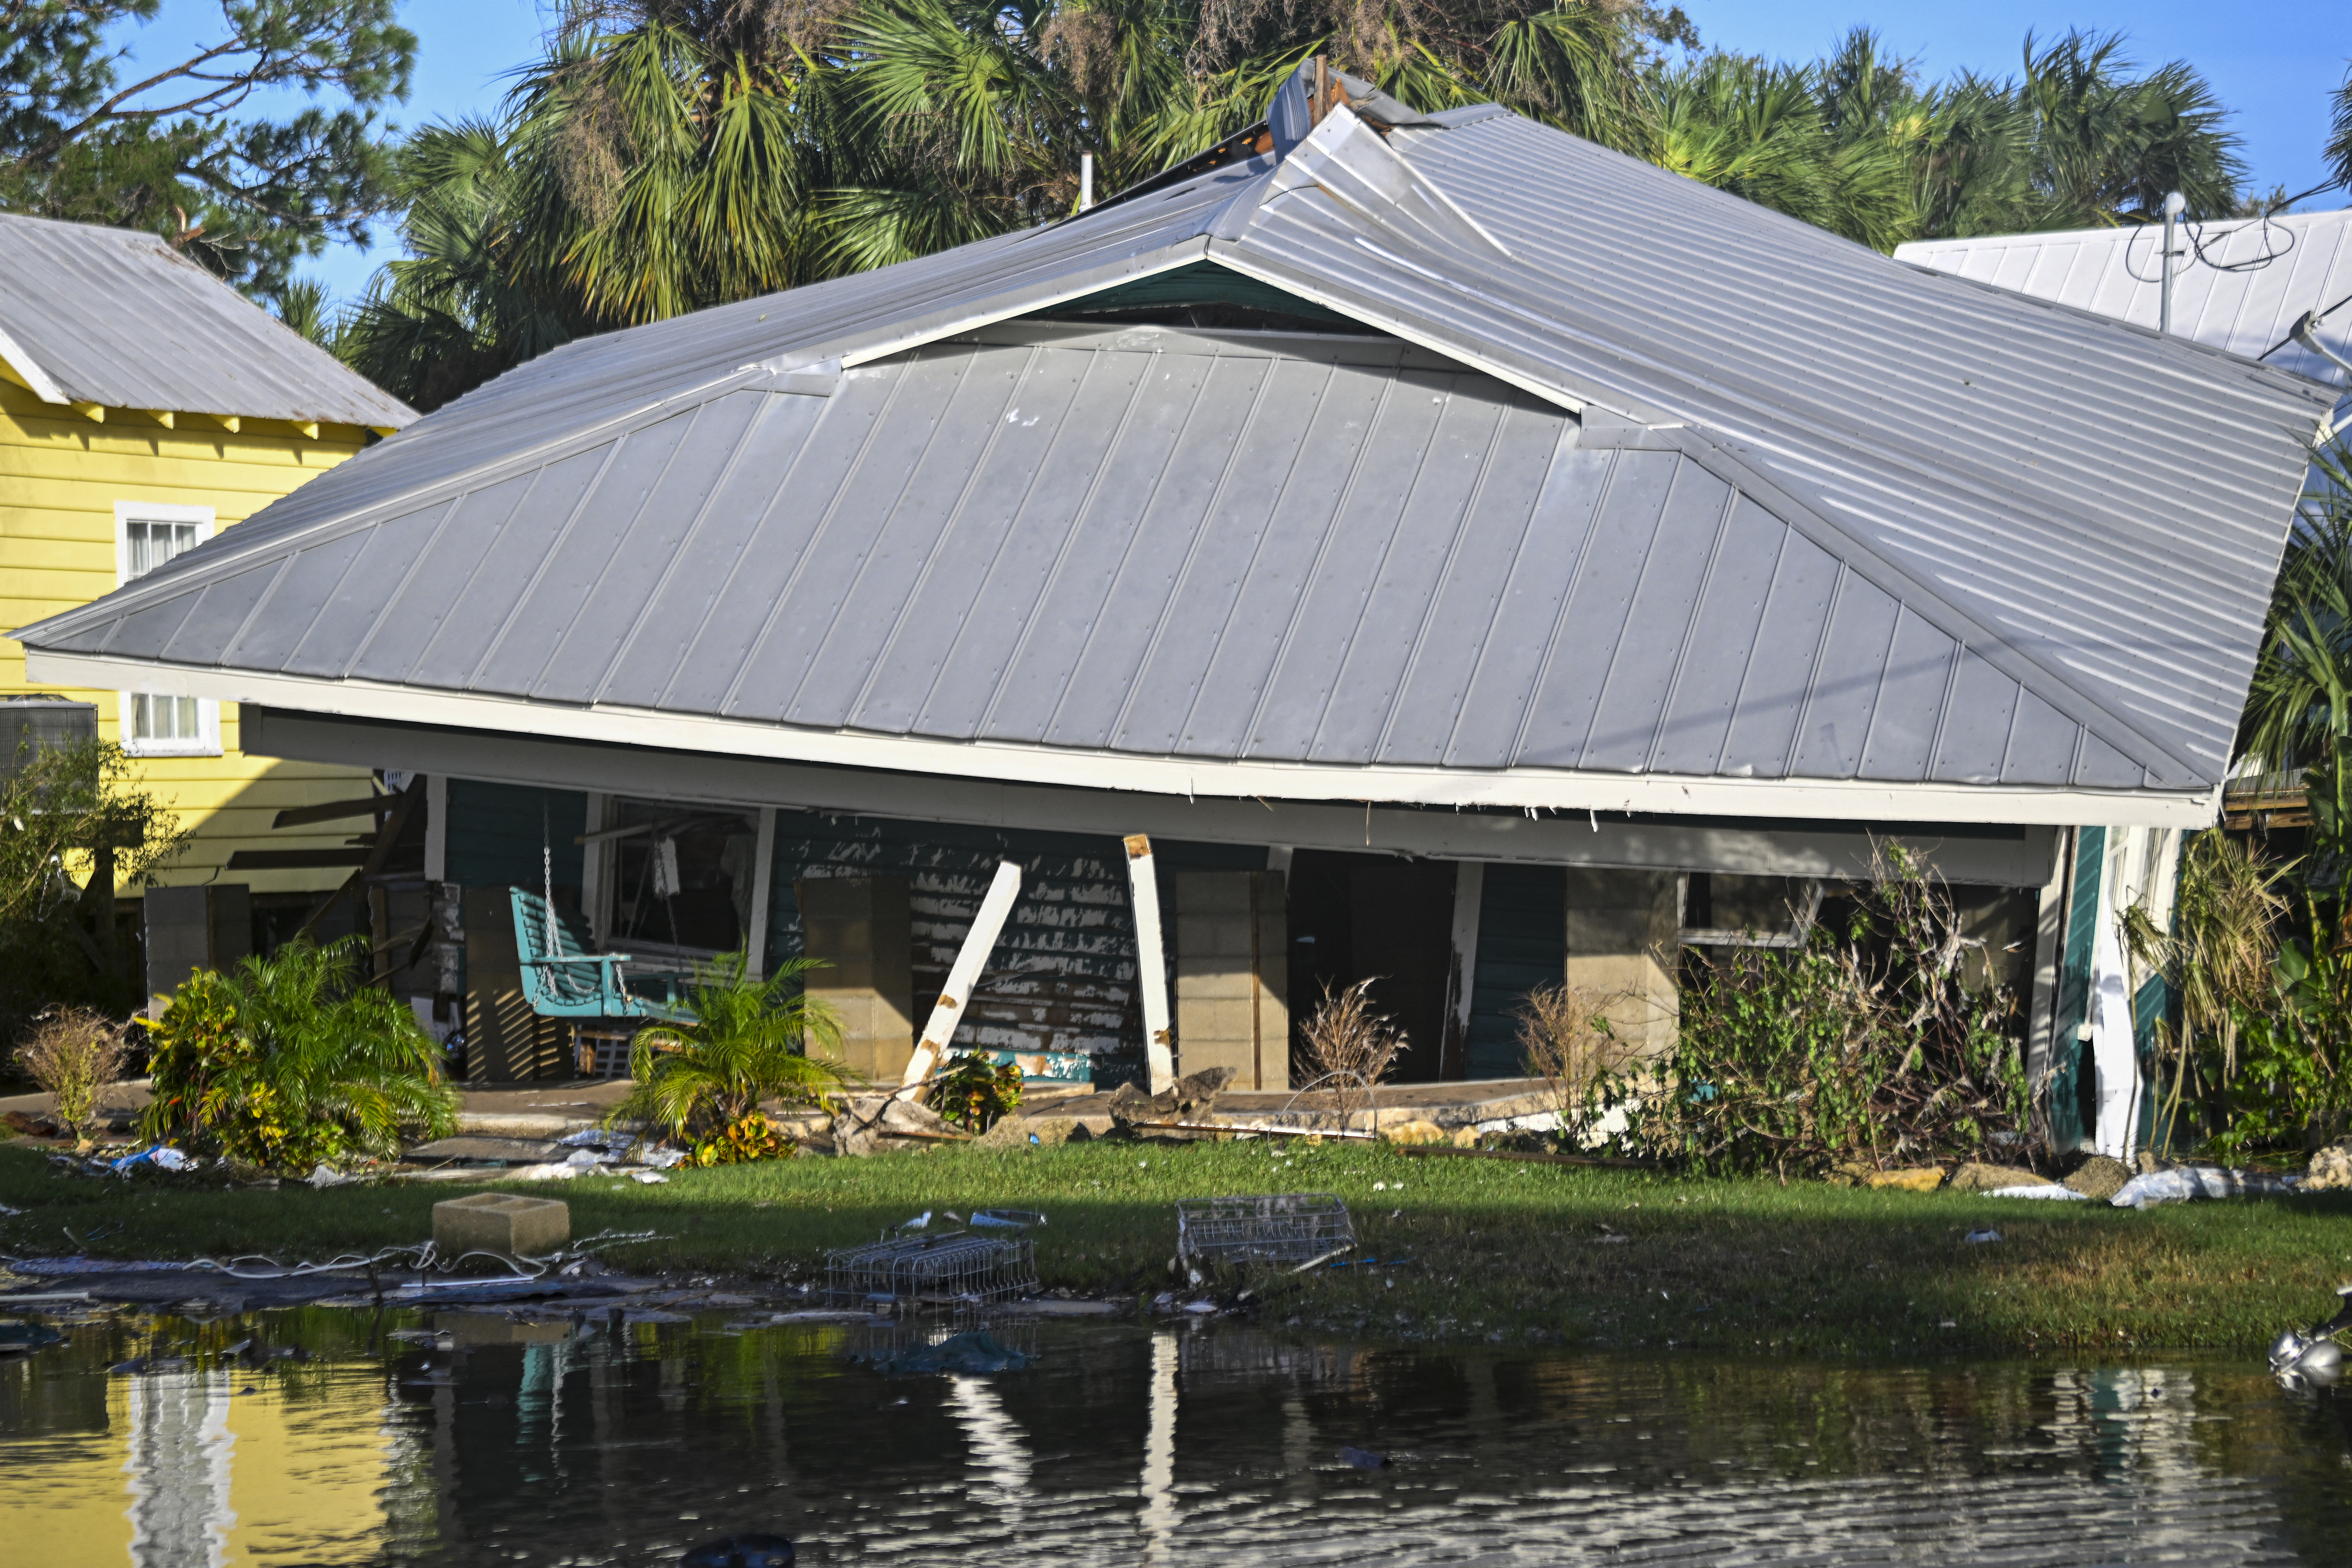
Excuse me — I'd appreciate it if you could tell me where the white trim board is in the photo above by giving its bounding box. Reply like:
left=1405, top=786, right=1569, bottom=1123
left=20, top=653, right=2222, bottom=831
left=239, top=707, right=2062, bottom=885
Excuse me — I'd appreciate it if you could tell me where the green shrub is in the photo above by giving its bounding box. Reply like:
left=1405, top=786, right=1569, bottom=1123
left=608, top=952, right=843, bottom=1143
left=936, top=1051, right=1023, bottom=1132
left=139, top=938, right=459, bottom=1168
left=1601, top=846, right=2028, bottom=1176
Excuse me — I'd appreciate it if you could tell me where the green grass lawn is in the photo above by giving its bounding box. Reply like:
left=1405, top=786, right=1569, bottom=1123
left=5, top=1135, right=2347, bottom=1356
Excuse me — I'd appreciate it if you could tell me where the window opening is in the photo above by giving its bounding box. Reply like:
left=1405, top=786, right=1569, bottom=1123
left=601, top=798, right=760, bottom=961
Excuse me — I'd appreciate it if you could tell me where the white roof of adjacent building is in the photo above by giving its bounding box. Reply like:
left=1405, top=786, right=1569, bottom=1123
left=12, top=68, right=2335, bottom=828
left=1897, top=208, right=2352, bottom=387
left=0, top=214, right=415, bottom=429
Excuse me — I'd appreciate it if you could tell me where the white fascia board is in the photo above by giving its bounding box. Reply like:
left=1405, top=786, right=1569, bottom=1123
left=24, top=650, right=2226, bottom=831
left=0, top=324, right=70, bottom=403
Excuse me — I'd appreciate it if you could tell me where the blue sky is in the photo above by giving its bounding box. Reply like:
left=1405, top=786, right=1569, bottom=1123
left=111, top=0, right=2349, bottom=305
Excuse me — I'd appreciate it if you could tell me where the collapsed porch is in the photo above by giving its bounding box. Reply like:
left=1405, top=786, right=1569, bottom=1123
left=240, top=708, right=2061, bottom=1102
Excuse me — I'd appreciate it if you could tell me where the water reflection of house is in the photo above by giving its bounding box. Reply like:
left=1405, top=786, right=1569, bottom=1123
left=15, top=67, right=2331, bottom=1134
left=7, top=1367, right=396, bottom=1567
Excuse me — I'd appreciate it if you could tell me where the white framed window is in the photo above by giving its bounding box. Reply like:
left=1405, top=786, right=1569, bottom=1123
left=115, top=501, right=221, bottom=757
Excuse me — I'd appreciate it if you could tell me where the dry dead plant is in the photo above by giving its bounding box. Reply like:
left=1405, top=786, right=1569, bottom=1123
left=15, top=1007, right=129, bottom=1138
left=1296, top=978, right=1409, bottom=1130
left=1515, top=981, right=1637, bottom=1139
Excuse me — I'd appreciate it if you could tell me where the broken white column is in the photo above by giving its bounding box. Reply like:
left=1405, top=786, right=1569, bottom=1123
left=2089, top=892, right=2141, bottom=1162
left=899, top=860, right=1023, bottom=1095
left=1126, top=835, right=1176, bottom=1093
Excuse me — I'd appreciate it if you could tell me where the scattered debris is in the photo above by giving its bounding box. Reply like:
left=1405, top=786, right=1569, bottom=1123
left=1393, top=1144, right=1649, bottom=1168
left=1962, top=1228, right=2002, bottom=1245
left=2063, top=1155, right=2134, bottom=1201
left=2111, top=1166, right=2300, bottom=1209
left=1985, top=1185, right=2090, bottom=1201
left=1108, top=1065, right=1237, bottom=1137
left=109, top=1146, right=197, bottom=1176
left=970, top=1209, right=1044, bottom=1229
left=1945, top=1162, right=2053, bottom=1193
left=2305, top=1138, right=2352, bottom=1192
left=1339, top=1446, right=1391, bottom=1470
left=826, top=1227, right=1039, bottom=1306
left=306, top=1162, right=360, bottom=1188
left=2, top=1110, right=62, bottom=1138
left=832, top=1096, right=961, bottom=1157
left=1177, top=1193, right=1355, bottom=1269
left=1863, top=1168, right=1946, bottom=1193
left=631, top=1170, right=668, bottom=1185
left=2270, top=1286, right=2352, bottom=1388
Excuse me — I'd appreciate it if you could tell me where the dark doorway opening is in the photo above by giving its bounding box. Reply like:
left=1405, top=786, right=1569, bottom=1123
left=1286, top=850, right=1456, bottom=1084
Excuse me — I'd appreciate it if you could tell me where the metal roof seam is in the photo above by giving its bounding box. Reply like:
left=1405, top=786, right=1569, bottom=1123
left=22, top=361, right=781, bottom=644
left=517, top=399, right=718, bottom=702
left=1711, top=520, right=1800, bottom=780
left=1035, top=347, right=1232, bottom=748
left=1637, top=468, right=1745, bottom=777
left=750, top=345, right=977, bottom=725
left=1654, top=426, right=2223, bottom=779
left=336, top=497, right=463, bottom=680
left=1100, top=347, right=1288, bottom=752
left=969, top=341, right=1164, bottom=742
left=1360, top=379, right=1525, bottom=767
left=585, top=390, right=778, bottom=709
left=1244, top=361, right=1404, bottom=761
left=456, top=429, right=635, bottom=696
left=1492, top=445, right=1624, bottom=770
left=1168, top=355, right=1347, bottom=755
left=856, top=342, right=1057, bottom=731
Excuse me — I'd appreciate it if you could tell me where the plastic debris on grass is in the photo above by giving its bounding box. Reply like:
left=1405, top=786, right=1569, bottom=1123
left=2111, top=1166, right=2302, bottom=1210
left=1986, top=1184, right=2091, bottom=1200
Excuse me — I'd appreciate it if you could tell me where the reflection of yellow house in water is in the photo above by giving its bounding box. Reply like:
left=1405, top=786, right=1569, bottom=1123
left=13, top=1370, right=396, bottom=1567
left=0, top=214, right=417, bottom=974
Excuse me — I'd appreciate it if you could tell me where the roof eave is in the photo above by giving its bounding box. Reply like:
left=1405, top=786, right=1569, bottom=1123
left=18, top=648, right=2225, bottom=830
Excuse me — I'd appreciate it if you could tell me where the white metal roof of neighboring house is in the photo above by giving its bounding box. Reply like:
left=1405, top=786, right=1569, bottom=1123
left=1896, top=208, right=2352, bottom=387
left=12, top=68, right=2336, bottom=829
left=0, top=214, right=416, bottom=429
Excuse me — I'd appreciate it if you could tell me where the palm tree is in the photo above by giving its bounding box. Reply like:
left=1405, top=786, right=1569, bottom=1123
left=608, top=952, right=846, bottom=1142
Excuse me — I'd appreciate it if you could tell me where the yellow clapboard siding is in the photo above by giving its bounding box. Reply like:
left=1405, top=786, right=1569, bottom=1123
left=1, top=394, right=378, bottom=897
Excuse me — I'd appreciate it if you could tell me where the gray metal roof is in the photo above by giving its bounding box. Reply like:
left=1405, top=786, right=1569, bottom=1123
left=1897, top=209, right=2352, bottom=386
left=14, top=73, right=2333, bottom=820
left=0, top=214, right=416, bottom=428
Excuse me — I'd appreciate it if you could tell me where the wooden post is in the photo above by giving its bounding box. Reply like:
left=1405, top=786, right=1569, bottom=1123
left=1439, top=861, right=1484, bottom=1079
left=900, top=860, right=1023, bottom=1094
left=1127, top=835, right=1175, bottom=1092
left=745, top=806, right=777, bottom=976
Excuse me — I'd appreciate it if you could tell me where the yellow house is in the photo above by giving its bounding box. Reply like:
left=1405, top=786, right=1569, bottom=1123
left=0, top=213, right=418, bottom=980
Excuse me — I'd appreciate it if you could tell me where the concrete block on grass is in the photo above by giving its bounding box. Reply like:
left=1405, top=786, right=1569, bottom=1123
left=434, top=1192, right=570, bottom=1259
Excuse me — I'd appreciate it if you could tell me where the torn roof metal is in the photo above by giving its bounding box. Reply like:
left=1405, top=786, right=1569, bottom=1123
left=0, top=214, right=417, bottom=428
left=14, top=68, right=2331, bottom=828
left=1897, top=208, right=2352, bottom=386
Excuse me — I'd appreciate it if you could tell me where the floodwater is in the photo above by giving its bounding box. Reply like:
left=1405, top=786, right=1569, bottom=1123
left=3, top=1305, right=2350, bottom=1567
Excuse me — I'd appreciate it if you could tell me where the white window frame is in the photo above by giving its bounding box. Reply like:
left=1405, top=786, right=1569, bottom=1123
left=115, top=501, right=222, bottom=757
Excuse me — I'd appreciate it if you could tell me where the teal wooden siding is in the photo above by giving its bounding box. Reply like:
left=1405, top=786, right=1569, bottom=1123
left=1465, top=863, right=1565, bottom=1079
left=445, top=780, right=585, bottom=896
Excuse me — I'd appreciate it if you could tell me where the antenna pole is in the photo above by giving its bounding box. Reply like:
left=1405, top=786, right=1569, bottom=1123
left=2160, top=190, right=2186, bottom=337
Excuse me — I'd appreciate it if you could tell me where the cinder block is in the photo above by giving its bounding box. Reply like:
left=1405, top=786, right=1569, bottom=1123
left=434, top=1193, right=570, bottom=1259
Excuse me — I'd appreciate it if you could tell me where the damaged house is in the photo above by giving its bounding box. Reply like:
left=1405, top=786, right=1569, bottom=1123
left=11, top=67, right=2333, bottom=1151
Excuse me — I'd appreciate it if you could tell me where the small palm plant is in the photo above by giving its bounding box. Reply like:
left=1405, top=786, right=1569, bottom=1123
left=141, top=937, right=461, bottom=1169
left=607, top=953, right=845, bottom=1151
